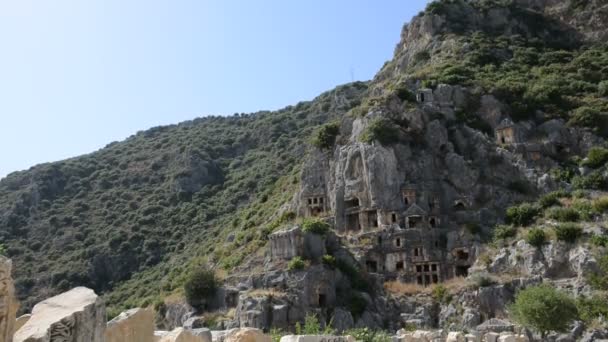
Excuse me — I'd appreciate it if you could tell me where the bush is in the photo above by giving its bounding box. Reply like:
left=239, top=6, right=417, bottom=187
left=581, top=147, right=608, bottom=168
left=589, top=254, right=608, bottom=290
left=322, top=254, right=336, bottom=268
left=493, top=225, right=517, bottom=241
left=431, top=284, right=450, bottom=303
left=395, top=86, right=416, bottom=102
left=506, top=203, right=539, bottom=226
left=538, top=191, right=567, bottom=208
left=469, top=273, right=497, bottom=288
left=347, top=292, right=368, bottom=319
left=287, top=256, right=305, bottom=271
left=554, top=223, right=583, bottom=243
left=509, top=285, right=578, bottom=338
left=526, top=228, right=547, bottom=248
left=184, top=268, right=218, bottom=309
left=593, top=196, right=608, bottom=212
left=546, top=207, right=580, bottom=222
left=361, top=117, right=400, bottom=145
left=577, top=294, right=608, bottom=324
left=572, top=171, right=608, bottom=190
left=301, top=218, right=330, bottom=235
left=591, top=234, right=608, bottom=247
left=311, top=122, right=340, bottom=149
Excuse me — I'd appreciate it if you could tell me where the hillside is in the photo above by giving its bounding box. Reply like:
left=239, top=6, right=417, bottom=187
left=2, top=0, right=608, bottom=338
left=0, top=83, right=368, bottom=311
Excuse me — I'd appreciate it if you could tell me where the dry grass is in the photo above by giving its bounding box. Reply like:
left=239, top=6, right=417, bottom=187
left=384, top=277, right=468, bottom=297
left=247, top=288, right=288, bottom=298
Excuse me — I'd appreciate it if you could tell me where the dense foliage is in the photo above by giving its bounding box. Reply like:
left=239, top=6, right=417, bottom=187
left=509, top=285, right=578, bottom=337
left=183, top=268, right=218, bottom=310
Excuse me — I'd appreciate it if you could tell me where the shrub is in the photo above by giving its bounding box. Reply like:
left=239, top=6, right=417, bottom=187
left=506, top=203, right=539, bottom=226
left=509, top=285, right=578, bottom=338
left=592, top=196, right=608, bottom=212
left=469, top=273, right=497, bottom=288
left=395, top=86, right=416, bottom=102
left=184, top=268, right=218, bottom=309
left=526, top=228, right=547, bottom=248
left=572, top=171, right=608, bottom=190
left=361, top=117, right=400, bottom=145
left=577, top=294, right=608, bottom=324
left=550, top=167, right=575, bottom=182
left=301, top=218, right=330, bottom=235
left=493, top=225, right=517, bottom=241
left=589, top=254, right=608, bottom=290
left=507, top=180, right=531, bottom=194
left=546, top=207, right=580, bottom=222
left=311, top=122, right=340, bottom=149
left=287, top=256, right=305, bottom=271
left=431, top=284, right=450, bottom=303
left=554, top=223, right=583, bottom=243
left=322, top=254, right=336, bottom=268
left=591, top=234, right=608, bottom=247
left=581, top=147, right=608, bottom=168
left=538, top=191, right=567, bottom=208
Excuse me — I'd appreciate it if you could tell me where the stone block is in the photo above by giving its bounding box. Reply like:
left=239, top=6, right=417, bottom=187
left=105, top=307, right=154, bottom=342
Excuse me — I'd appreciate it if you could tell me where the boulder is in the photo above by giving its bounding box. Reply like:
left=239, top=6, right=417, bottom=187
left=14, top=287, right=105, bottom=342
left=0, top=256, right=18, bottom=342
left=159, top=327, right=205, bottom=342
left=190, top=328, right=212, bottom=342
left=15, top=314, right=31, bottom=332
left=484, top=332, right=499, bottom=342
left=331, top=308, right=354, bottom=332
left=225, top=328, right=271, bottom=342
left=447, top=332, right=465, bottom=342
left=280, top=336, right=355, bottom=342
left=105, top=307, right=154, bottom=342
left=497, top=335, right=516, bottom=342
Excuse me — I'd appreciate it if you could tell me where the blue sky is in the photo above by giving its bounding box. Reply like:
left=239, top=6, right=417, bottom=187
left=0, top=0, right=428, bottom=179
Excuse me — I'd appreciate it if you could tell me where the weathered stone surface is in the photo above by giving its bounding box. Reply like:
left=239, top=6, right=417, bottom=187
left=330, top=308, right=354, bottom=332
left=280, top=335, right=355, bottom=342
left=0, top=256, right=17, bottom=342
left=225, top=328, right=271, bottom=342
left=105, top=307, right=154, bottom=342
left=190, top=328, right=212, bottom=342
left=183, top=316, right=207, bottom=330
left=447, top=332, right=465, bottom=342
left=15, top=314, right=31, bottom=332
left=497, top=335, right=516, bottom=342
left=484, top=332, right=499, bottom=342
left=159, top=327, right=205, bottom=342
left=14, top=287, right=105, bottom=342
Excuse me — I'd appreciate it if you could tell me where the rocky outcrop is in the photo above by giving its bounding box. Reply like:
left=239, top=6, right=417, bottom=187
left=280, top=336, right=355, bottom=342
left=0, top=256, right=18, bottom=342
left=105, top=307, right=155, bottom=342
left=14, top=287, right=105, bottom=342
left=224, top=328, right=271, bottom=342
left=159, top=327, right=206, bottom=342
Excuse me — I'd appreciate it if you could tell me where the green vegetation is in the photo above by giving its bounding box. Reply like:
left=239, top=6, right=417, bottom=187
left=572, top=171, right=608, bottom=190
left=183, top=268, right=218, bottom=310
left=538, top=190, right=568, bottom=208
left=311, top=122, right=340, bottom=150
left=526, top=228, right=546, bottom=248
left=581, top=147, right=608, bottom=168
left=592, top=196, right=608, bottom=212
left=591, top=234, right=608, bottom=247
left=0, top=82, right=367, bottom=312
left=493, top=225, right=517, bottom=241
left=589, top=254, right=608, bottom=290
left=287, top=256, right=306, bottom=271
left=295, top=313, right=335, bottom=335
left=321, top=254, right=336, bottom=268
left=431, top=284, right=450, bottom=303
left=360, top=117, right=400, bottom=145
left=509, top=285, right=578, bottom=338
left=505, top=203, right=539, bottom=226
left=577, top=294, right=608, bottom=324
left=554, top=223, right=583, bottom=243
left=301, top=218, right=331, bottom=235
left=546, top=207, right=580, bottom=222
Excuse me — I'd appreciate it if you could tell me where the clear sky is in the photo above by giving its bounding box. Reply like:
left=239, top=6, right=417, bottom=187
left=0, top=0, right=429, bottom=179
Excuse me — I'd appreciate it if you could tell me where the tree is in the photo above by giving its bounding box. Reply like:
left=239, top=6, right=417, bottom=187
left=184, top=268, right=218, bottom=310
left=509, top=285, right=578, bottom=338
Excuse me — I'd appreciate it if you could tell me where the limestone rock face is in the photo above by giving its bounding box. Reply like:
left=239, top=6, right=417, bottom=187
left=159, top=327, right=205, bottom=342
left=14, top=287, right=105, bottom=342
left=224, top=328, right=270, bottom=342
left=105, top=307, right=154, bottom=342
left=0, top=256, right=18, bottom=342
left=15, top=314, right=31, bottom=332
